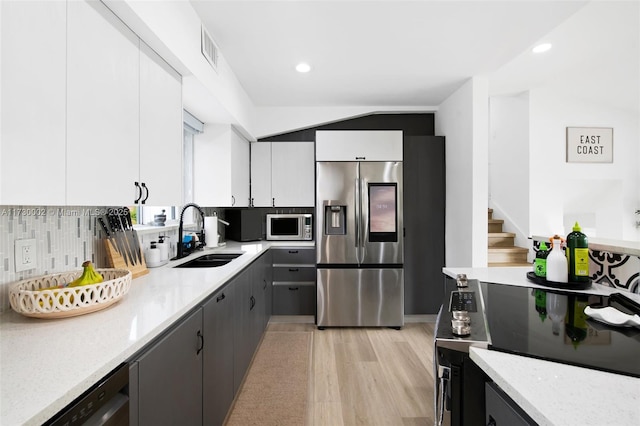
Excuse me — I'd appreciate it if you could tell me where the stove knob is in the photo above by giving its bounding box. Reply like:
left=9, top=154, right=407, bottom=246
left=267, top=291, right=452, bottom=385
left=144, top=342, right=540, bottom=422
left=456, top=273, right=468, bottom=289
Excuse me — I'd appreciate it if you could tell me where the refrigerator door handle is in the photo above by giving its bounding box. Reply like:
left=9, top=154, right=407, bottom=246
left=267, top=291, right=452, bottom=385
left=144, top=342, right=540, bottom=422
left=354, top=177, right=361, bottom=264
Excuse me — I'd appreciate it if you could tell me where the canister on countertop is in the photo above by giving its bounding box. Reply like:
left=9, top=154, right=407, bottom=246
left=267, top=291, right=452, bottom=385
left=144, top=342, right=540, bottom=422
left=145, top=242, right=162, bottom=267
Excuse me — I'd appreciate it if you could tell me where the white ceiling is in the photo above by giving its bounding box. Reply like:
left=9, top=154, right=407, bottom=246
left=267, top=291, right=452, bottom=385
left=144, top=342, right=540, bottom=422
left=190, top=0, right=638, bottom=111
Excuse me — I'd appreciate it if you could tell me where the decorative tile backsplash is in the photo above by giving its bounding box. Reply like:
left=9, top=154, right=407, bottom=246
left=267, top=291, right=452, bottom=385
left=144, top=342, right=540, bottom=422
left=0, top=206, right=115, bottom=312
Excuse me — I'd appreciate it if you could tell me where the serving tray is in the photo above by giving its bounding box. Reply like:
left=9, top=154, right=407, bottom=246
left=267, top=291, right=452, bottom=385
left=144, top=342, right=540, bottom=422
left=526, top=271, right=592, bottom=290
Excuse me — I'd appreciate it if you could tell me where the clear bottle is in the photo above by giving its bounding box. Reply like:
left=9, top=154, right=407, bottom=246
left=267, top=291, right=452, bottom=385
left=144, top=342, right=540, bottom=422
left=546, top=235, right=568, bottom=283
left=566, top=222, right=589, bottom=283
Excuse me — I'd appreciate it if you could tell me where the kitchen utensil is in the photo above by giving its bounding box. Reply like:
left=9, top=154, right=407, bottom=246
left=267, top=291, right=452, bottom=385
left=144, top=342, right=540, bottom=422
left=106, top=214, right=128, bottom=264
left=116, top=212, right=136, bottom=266
left=584, top=306, right=640, bottom=329
left=122, top=208, right=142, bottom=265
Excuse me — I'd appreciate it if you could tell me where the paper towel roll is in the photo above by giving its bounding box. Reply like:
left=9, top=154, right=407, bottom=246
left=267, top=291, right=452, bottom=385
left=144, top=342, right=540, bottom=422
left=204, top=216, right=218, bottom=247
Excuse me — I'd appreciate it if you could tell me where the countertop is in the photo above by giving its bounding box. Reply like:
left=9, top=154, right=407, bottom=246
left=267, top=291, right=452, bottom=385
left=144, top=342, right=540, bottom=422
left=444, top=266, right=640, bottom=425
left=0, top=240, right=313, bottom=426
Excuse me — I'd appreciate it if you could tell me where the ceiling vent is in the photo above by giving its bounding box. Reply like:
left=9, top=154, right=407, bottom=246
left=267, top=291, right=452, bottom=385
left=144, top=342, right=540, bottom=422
left=201, top=25, right=219, bottom=72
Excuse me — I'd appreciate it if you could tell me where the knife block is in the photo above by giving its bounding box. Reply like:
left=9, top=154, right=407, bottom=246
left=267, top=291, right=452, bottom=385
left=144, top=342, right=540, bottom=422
left=104, top=239, right=149, bottom=278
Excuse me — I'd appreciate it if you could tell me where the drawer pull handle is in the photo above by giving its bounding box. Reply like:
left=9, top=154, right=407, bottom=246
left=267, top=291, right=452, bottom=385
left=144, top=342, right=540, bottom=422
left=289, top=268, right=299, bottom=272
left=288, top=287, right=300, bottom=291
left=288, top=250, right=299, bottom=254
left=216, top=293, right=225, bottom=302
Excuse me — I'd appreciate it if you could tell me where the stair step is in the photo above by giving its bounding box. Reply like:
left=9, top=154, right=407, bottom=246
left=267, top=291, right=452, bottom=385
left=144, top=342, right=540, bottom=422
left=488, top=219, right=503, bottom=233
left=488, top=247, right=529, bottom=263
left=488, top=232, right=516, bottom=247
left=488, top=262, right=532, bottom=267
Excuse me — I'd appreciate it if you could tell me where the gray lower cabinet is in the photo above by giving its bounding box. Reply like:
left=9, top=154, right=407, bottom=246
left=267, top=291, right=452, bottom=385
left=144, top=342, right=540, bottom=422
left=272, top=247, right=316, bottom=315
left=232, top=267, right=253, bottom=394
left=130, top=308, right=203, bottom=426
left=130, top=254, right=273, bottom=426
left=485, top=382, right=536, bottom=426
left=203, top=284, right=235, bottom=426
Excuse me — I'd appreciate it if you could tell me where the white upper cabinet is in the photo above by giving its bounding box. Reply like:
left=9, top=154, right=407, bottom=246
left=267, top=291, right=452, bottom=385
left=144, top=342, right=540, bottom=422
left=194, top=125, right=250, bottom=207
left=139, top=42, right=183, bottom=206
left=250, top=142, right=315, bottom=207
left=66, top=0, right=140, bottom=206
left=315, top=130, right=403, bottom=161
left=1, top=1, right=67, bottom=205
left=250, top=143, right=272, bottom=207
left=271, top=142, right=315, bottom=207
left=1, top=0, right=183, bottom=207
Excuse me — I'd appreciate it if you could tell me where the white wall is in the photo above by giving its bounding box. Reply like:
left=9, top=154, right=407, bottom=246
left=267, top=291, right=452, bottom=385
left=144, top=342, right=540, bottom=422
left=529, top=88, right=639, bottom=241
left=489, top=93, right=530, bottom=253
left=436, top=77, right=489, bottom=267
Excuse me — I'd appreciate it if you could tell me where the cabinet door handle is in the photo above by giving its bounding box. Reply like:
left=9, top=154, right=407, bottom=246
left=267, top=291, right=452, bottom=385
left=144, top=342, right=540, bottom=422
left=216, top=293, right=226, bottom=303
left=355, top=156, right=366, bottom=160
left=272, top=197, right=275, bottom=207
left=263, top=279, right=267, bottom=290
left=134, top=182, right=142, bottom=204
left=231, top=195, right=236, bottom=206
left=196, top=330, right=204, bottom=355
left=288, top=287, right=300, bottom=291
left=289, top=268, right=299, bottom=272
left=250, top=197, right=254, bottom=207
left=141, top=182, right=149, bottom=204
left=249, top=295, right=255, bottom=311
left=288, top=250, right=299, bottom=254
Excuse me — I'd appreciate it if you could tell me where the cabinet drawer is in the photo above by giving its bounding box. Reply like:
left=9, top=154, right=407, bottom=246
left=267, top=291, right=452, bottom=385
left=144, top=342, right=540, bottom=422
left=272, top=284, right=315, bottom=315
left=272, top=248, right=315, bottom=265
left=273, top=266, right=316, bottom=283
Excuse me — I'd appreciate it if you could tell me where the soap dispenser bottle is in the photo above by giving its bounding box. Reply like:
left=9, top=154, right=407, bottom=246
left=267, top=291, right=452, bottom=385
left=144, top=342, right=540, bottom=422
left=534, top=241, right=549, bottom=278
left=546, top=235, right=568, bottom=283
left=566, top=222, right=589, bottom=283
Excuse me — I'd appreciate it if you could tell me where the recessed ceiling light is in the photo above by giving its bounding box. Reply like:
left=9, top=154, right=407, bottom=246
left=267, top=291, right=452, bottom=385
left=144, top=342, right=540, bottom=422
left=532, top=43, right=552, bottom=53
left=296, top=63, right=311, bottom=73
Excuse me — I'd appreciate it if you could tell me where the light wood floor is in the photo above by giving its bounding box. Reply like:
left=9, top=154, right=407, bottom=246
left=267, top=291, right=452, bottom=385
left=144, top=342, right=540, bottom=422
left=263, top=317, right=438, bottom=426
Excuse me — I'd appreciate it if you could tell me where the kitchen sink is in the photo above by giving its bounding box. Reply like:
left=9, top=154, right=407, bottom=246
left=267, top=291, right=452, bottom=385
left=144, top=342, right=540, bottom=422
left=173, top=252, right=243, bottom=268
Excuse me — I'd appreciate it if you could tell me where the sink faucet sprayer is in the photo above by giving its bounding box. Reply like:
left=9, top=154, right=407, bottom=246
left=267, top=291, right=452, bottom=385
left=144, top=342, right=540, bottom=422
left=174, top=203, right=206, bottom=260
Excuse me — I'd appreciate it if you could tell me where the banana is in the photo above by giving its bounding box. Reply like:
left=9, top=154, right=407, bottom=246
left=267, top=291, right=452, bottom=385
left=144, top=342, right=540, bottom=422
left=67, top=261, right=103, bottom=288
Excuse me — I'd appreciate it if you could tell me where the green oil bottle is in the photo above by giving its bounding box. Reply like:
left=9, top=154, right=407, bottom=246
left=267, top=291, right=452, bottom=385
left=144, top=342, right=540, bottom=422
left=566, top=222, right=589, bottom=283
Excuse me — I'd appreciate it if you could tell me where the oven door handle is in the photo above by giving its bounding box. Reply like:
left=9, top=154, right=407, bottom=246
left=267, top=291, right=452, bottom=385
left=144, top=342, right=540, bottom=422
left=436, top=365, right=450, bottom=426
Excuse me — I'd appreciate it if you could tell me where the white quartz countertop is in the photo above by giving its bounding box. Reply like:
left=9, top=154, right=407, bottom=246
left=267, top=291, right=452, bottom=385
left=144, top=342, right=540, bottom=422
left=444, top=266, right=640, bottom=425
left=0, top=240, right=313, bottom=426
left=470, top=347, right=640, bottom=425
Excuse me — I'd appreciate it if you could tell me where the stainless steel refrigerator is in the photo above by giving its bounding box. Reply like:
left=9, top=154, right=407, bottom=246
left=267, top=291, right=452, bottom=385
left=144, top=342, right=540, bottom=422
left=316, top=161, right=404, bottom=328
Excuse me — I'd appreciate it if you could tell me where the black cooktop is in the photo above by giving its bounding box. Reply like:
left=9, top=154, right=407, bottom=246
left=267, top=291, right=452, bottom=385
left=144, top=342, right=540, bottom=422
left=481, top=283, right=640, bottom=378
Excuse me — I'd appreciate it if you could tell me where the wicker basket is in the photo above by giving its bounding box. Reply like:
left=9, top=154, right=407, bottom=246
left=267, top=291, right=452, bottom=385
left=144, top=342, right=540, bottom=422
left=9, top=269, right=132, bottom=319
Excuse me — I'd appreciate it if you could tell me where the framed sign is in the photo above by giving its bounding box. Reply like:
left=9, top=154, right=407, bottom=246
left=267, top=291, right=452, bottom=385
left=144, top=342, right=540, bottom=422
left=566, top=127, right=613, bottom=163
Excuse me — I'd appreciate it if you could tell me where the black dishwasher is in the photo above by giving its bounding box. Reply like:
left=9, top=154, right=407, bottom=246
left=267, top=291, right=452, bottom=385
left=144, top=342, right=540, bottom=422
left=44, top=363, right=129, bottom=426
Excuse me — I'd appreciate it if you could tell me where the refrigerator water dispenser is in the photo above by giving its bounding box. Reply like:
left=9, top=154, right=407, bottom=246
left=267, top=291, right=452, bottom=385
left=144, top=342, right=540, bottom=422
left=325, top=205, right=346, bottom=235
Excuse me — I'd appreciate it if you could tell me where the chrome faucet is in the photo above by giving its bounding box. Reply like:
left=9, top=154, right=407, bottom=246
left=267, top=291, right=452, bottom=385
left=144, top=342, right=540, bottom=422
left=175, top=203, right=206, bottom=260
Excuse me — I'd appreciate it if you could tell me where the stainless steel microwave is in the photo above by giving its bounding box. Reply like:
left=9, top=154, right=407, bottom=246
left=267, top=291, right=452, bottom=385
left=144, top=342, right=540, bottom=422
left=266, top=214, right=313, bottom=241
